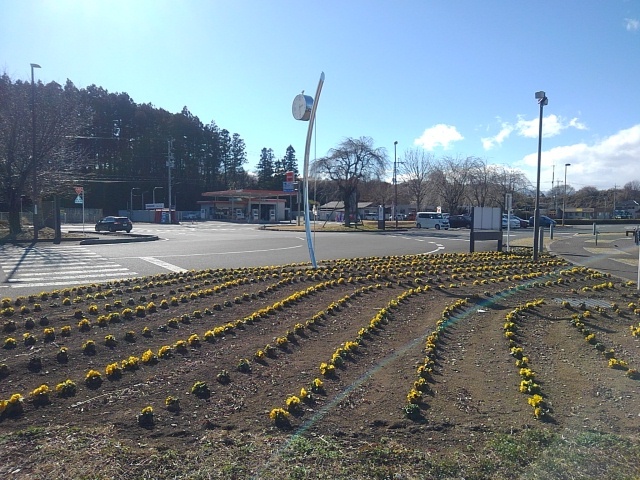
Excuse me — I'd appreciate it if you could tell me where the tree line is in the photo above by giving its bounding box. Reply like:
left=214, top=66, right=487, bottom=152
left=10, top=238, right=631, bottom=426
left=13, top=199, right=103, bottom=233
left=0, top=74, right=298, bottom=235
left=312, top=140, right=640, bottom=225
left=2, top=72, right=638, bottom=234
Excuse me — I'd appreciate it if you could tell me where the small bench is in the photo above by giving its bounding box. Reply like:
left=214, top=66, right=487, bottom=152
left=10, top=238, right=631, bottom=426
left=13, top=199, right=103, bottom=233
left=625, top=228, right=637, bottom=237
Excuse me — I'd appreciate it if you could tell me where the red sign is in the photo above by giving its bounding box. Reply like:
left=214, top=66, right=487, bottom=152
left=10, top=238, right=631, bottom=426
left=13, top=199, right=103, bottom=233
left=285, top=171, right=294, bottom=182
left=74, top=186, right=84, bottom=194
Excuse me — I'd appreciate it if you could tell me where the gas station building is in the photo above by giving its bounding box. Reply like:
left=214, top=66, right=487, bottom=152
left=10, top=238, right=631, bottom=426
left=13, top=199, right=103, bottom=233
left=197, top=189, right=295, bottom=223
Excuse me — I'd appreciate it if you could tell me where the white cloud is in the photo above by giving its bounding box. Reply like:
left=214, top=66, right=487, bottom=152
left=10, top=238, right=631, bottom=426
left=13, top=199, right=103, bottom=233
left=568, top=118, right=587, bottom=130
left=517, top=124, right=640, bottom=189
left=516, top=114, right=573, bottom=138
left=482, top=114, right=588, bottom=149
left=625, top=18, right=639, bottom=31
left=481, top=122, right=514, bottom=150
left=414, top=124, right=464, bottom=150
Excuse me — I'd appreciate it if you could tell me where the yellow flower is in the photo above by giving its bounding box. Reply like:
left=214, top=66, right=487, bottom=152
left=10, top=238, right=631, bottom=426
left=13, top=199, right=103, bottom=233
left=285, top=395, right=301, bottom=412
left=269, top=407, right=289, bottom=423
left=406, top=388, right=422, bottom=404
left=527, top=394, right=544, bottom=407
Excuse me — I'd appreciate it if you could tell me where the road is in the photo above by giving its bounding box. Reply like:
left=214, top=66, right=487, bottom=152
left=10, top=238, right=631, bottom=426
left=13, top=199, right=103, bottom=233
left=0, top=222, right=637, bottom=295
left=548, top=224, right=640, bottom=283
left=0, top=222, right=471, bottom=294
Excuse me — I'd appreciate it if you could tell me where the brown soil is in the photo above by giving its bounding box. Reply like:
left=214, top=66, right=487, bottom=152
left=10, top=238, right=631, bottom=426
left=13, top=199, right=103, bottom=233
left=0, top=251, right=639, bottom=478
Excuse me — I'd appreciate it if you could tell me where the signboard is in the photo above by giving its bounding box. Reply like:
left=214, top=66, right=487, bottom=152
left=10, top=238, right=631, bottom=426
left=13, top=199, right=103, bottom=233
left=75, top=195, right=83, bottom=204
left=283, top=181, right=295, bottom=192
left=285, top=171, right=295, bottom=182
left=145, top=203, right=165, bottom=210
left=74, top=186, right=84, bottom=194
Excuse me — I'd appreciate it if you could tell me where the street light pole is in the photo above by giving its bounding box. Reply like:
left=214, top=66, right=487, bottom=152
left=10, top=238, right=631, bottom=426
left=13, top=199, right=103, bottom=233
left=167, top=140, right=174, bottom=223
left=562, top=163, right=571, bottom=226
left=532, top=91, right=548, bottom=261
left=394, top=141, right=398, bottom=228
left=130, top=187, right=140, bottom=216
left=30, top=63, right=41, bottom=240
left=153, top=186, right=163, bottom=205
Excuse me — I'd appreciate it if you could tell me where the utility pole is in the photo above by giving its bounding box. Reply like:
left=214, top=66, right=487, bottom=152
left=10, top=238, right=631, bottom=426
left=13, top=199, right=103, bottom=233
left=394, top=141, right=398, bottom=228
left=30, top=63, right=41, bottom=240
left=167, top=140, right=174, bottom=223
left=551, top=164, right=556, bottom=213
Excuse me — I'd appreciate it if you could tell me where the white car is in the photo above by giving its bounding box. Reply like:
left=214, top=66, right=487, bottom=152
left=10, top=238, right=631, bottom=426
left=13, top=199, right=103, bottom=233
left=502, top=214, right=520, bottom=229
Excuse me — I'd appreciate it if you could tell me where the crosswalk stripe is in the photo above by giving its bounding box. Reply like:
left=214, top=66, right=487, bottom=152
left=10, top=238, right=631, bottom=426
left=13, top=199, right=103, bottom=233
left=6, top=268, right=132, bottom=281
left=0, top=245, right=137, bottom=289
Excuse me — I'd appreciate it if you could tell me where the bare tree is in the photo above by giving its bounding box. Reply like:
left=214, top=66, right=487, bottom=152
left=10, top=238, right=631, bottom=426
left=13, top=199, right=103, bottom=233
left=399, top=147, right=433, bottom=212
left=621, top=181, right=640, bottom=201
left=429, top=155, right=484, bottom=214
left=312, top=137, right=387, bottom=226
left=572, top=186, right=601, bottom=208
left=485, top=165, right=531, bottom=211
left=0, top=75, right=90, bottom=235
left=466, top=159, right=490, bottom=208
left=360, top=178, right=393, bottom=213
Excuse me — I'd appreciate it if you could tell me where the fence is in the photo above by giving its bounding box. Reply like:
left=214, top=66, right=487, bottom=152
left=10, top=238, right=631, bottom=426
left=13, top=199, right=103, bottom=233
left=0, top=205, right=103, bottom=226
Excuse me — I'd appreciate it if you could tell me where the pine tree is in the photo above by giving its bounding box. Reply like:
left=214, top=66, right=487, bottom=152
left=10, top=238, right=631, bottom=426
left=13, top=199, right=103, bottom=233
left=256, top=148, right=275, bottom=188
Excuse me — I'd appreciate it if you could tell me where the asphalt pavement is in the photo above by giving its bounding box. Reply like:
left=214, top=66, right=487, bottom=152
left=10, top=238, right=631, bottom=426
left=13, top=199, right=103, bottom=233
left=547, top=226, right=639, bottom=283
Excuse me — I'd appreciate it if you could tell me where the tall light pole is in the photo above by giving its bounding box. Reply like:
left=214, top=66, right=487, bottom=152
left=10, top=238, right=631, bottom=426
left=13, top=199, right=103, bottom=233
left=562, top=163, right=571, bottom=226
left=292, top=72, right=325, bottom=269
left=532, top=91, right=548, bottom=261
left=394, top=141, right=398, bottom=228
left=153, top=186, right=163, bottom=205
left=30, top=63, right=41, bottom=240
left=167, top=140, right=174, bottom=223
left=130, top=187, right=140, bottom=215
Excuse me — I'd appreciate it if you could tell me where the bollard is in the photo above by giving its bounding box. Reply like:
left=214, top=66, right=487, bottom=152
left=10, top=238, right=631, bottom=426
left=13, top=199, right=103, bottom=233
left=539, top=226, right=544, bottom=253
left=550, top=222, right=554, bottom=240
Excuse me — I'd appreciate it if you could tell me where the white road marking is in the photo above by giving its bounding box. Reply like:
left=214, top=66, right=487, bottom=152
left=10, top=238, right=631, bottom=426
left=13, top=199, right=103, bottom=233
left=139, top=257, right=187, bottom=273
left=0, top=245, right=138, bottom=289
left=121, top=244, right=303, bottom=260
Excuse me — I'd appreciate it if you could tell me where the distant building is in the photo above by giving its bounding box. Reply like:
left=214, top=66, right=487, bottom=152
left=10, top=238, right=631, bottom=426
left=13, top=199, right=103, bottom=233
left=198, top=189, right=293, bottom=222
left=317, top=201, right=374, bottom=222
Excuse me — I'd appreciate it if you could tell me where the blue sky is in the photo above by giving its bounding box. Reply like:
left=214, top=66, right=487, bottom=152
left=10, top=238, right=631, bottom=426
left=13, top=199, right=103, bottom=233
left=1, top=0, right=639, bottom=192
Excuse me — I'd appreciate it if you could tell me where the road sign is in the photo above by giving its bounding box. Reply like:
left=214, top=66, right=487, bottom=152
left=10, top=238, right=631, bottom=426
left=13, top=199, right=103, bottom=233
left=75, top=195, right=83, bottom=204
left=145, top=203, right=164, bottom=210
left=285, top=171, right=294, bottom=182
left=74, top=186, right=83, bottom=194
left=283, top=181, right=295, bottom=192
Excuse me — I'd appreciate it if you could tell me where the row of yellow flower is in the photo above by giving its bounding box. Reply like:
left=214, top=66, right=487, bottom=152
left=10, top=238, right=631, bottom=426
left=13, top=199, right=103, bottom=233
left=569, top=311, right=638, bottom=379
left=403, top=297, right=470, bottom=419
left=269, top=285, right=430, bottom=426
left=504, top=299, right=548, bottom=419
left=1, top=252, right=583, bottom=423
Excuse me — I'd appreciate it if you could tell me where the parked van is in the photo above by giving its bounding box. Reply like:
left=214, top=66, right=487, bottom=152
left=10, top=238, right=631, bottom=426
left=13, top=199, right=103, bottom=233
left=415, top=212, right=449, bottom=230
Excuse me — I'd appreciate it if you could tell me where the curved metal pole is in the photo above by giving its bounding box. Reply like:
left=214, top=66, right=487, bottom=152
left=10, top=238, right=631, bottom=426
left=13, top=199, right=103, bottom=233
left=303, top=72, right=324, bottom=268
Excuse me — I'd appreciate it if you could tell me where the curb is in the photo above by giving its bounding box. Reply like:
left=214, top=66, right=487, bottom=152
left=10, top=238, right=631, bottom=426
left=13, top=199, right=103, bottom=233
left=67, top=231, right=159, bottom=245
left=79, top=235, right=159, bottom=245
left=263, top=227, right=410, bottom=233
